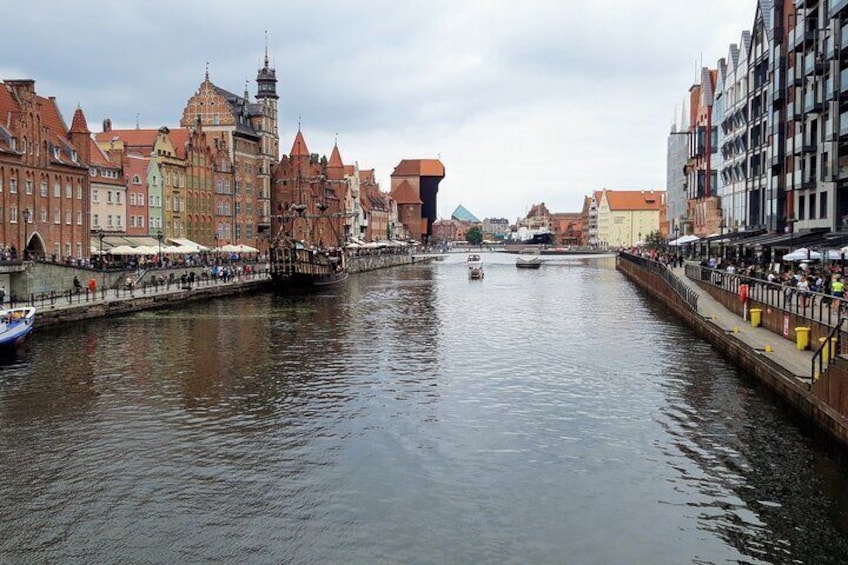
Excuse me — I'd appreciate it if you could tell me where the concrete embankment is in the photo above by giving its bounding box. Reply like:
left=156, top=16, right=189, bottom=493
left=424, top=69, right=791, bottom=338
left=31, top=253, right=429, bottom=329
left=616, top=254, right=848, bottom=449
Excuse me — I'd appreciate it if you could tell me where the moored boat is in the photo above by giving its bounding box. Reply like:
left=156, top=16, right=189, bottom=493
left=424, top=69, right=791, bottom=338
left=270, top=241, right=348, bottom=292
left=0, top=307, right=36, bottom=347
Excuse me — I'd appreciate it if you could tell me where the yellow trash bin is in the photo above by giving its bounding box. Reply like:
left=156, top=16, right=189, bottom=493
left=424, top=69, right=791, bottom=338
left=750, top=308, right=763, bottom=327
left=819, top=337, right=830, bottom=361
left=796, top=327, right=811, bottom=351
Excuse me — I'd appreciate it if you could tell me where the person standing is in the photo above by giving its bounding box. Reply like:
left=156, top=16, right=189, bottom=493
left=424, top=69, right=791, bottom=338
left=832, top=274, right=844, bottom=314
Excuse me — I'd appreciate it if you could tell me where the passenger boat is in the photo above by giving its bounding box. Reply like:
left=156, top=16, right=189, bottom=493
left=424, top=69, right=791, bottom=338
left=467, top=253, right=484, bottom=279
left=515, top=251, right=542, bottom=269
left=0, top=307, right=36, bottom=347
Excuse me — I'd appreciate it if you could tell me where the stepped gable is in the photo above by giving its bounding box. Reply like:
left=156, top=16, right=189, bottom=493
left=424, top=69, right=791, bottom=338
left=390, top=180, right=422, bottom=204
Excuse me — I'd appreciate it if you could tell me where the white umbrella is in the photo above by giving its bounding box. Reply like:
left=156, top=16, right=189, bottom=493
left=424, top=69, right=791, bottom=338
left=783, top=247, right=822, bottom=261
left=234, top=244, right=259, bottom=253
left=108, top=245, right=136, bottom=255
left=669, top=234, right=700, bottom=246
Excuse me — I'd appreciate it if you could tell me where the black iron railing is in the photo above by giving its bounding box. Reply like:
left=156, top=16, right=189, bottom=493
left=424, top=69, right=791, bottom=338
left=618, top=253, right=699, bottom=312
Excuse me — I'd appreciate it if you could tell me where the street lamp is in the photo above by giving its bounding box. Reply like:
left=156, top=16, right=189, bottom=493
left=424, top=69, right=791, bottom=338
left=156, top=229, right=163, bottom=266
left=719, top=218, right=726, bottom=262
left=214, top=231, right=219, bottom=263
left=97, top=229, right=105, bottom=292
left=22, top=208, right=31, bottom=260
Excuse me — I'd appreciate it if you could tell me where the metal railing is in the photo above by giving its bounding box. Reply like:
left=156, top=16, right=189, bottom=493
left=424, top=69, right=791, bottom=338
left=8, top=268, right=270, bottom=310
left=812, top=320, right=844, bottom=386
left=619, top=253, right=699, bottom=312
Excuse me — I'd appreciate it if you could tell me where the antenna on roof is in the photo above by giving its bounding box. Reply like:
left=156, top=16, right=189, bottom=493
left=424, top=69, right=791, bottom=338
left=264, top=30, right=270, bottom=66
left=334, top=132, right=338, bottom=146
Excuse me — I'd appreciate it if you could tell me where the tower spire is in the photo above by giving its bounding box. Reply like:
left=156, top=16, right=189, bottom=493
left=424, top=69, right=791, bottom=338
left=265, top=30, right=270, bottom=67
left=205, top=61, right=209, bottom=81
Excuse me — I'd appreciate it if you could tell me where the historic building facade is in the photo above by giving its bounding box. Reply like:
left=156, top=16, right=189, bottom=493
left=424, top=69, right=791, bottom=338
left=0, top=79, right=90, bottom=260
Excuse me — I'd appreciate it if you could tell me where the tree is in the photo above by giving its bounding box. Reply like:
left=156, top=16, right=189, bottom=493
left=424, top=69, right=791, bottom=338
left=466, top=226, right=483, bottom=245
left=644, top=230, right=664, bottom=250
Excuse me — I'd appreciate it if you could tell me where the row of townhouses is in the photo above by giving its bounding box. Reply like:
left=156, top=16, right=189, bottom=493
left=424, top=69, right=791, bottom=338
left=0, top=52, right=443, bottom=262
left=668, top=0, right=848, bottom=251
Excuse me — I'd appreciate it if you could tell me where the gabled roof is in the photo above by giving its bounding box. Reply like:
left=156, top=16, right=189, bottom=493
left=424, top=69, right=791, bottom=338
left=390, top=180, right=422, bottom=204
left=88, top=138, right=113, bottom=168
left=604, top=190, right=666, bottom=211
left=392, top=159, right=445, bottom=177
left=94, top=128, right=159, bottom=150
left=451, top=204, right=479, bottom=222
left=343, top=165, right=355, bottom=175
left=168, top=128, right=189, bottom=160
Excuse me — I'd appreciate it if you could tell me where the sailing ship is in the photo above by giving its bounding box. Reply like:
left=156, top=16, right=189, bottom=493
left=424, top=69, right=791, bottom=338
left=269, top=203, right=349, bottom=292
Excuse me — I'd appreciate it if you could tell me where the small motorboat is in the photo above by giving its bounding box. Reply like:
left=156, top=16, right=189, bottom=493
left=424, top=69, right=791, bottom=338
left=0, top=307, right=36, bottom=347
left=516, top=252, right=542, bottom=269
left=467, top=253, right=484, bottom=279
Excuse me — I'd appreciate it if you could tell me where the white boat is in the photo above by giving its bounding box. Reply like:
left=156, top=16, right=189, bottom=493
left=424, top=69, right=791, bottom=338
left=467, top=254, right=484, bottom=279
left=0, top=307, right=35, bottom=347
left=516, top=252, right=542, bottom=269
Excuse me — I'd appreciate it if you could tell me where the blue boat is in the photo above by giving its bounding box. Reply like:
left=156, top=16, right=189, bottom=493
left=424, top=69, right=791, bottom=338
left=0, top=307, right=36, bottom=347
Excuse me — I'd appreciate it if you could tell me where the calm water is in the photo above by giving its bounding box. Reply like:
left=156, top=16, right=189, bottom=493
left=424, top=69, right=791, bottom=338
left=2, top=252, right=848, bottom=564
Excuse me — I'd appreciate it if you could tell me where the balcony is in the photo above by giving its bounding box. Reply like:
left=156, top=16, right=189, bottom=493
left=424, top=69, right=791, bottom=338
left=841, top=112, right=848, bottom=136
left=805, top=91, right=823, bottom=113
left=789, top=65, right=804, bottom=86
left=802, top=175, right=816, bottom=190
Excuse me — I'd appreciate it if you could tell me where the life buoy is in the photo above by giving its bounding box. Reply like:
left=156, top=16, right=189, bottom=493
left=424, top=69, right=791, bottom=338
left=739, top=284, right=748, bottom=303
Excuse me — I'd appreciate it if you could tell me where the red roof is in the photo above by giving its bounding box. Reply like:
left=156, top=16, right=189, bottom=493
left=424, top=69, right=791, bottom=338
left=168, top=128, right=189, bottom=159
left=94, top=128, right=159, bottom=150
left=390, top=180, right=421, bottom=204
left=290, top=130, right=309, bottom=157
left=604, top=190, right=665, bottom=211
left=392, top=159, right=445, bottom=177
left=328, top=144, right=343, bottom=168
left=69, top=107, right=90, bottom=134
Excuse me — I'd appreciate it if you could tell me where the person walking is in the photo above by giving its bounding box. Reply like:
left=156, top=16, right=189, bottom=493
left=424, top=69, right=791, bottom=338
left=831, top=274, right=844, bottom=314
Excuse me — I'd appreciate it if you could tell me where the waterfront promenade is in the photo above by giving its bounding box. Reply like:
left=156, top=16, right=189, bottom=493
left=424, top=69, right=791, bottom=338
left=669, top=264, right=814, bottom=386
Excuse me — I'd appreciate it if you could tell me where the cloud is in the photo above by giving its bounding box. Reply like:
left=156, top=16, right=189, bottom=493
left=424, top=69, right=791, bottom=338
left=1, top=0, right=756, bottom=220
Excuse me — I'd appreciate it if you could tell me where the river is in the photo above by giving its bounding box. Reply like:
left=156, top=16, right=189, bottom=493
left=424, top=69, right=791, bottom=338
left=2, top=251, right=848, bottom=564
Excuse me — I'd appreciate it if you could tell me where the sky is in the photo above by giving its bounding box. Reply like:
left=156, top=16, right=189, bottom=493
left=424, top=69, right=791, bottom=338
left=1, top=0, right=755, bottom=221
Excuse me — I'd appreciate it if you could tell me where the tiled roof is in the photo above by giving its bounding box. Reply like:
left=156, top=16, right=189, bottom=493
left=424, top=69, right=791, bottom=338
left=69, top=107, right=90, bottom=134
left=392, top=159, right=445, bottom=177
left=290, top=130, right=309, bottom=157
left=390, top=180, right=421, bottom=204
left=168, top=128, right=189, bottom=160
left=94, top=128, right=159, bottom=150
left=605, top=190, right=665, bottom=211
left=343, top=165, right=355, bottom=175
left=328, top=144, right=343, bottom=168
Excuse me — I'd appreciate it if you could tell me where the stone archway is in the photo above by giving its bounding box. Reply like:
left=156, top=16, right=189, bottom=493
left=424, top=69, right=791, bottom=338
left=25, top=232, right=46, bottom=260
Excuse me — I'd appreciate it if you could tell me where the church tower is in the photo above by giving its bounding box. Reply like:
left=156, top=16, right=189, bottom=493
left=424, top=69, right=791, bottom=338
left=255, top=34, right=280, bottom=242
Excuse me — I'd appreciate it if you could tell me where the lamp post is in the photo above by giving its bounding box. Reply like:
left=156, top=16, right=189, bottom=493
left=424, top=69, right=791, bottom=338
left=214, top=231, right=219, bottom=264
left=22, top=208, right=31, bottom=260
left=673, top=224, right=680, bottom=263
left=719, top=218, right=726, bottom=262
left=97, top=228, right=105, bottom=292
left=638, top=231, right=642, bottom=249
left=156, top=229, right=163, bottom=267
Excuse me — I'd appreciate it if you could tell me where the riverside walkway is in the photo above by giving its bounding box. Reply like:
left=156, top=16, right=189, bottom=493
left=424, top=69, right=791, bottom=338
left=669, top=265, right=815, bottom=386
left=18, top=270, right=269, bottom=328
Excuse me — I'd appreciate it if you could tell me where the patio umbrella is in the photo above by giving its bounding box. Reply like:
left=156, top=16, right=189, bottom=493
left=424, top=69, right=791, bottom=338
left=783, top=247, right=822, bottom=261
left=107, top=245, right=136, bottom=255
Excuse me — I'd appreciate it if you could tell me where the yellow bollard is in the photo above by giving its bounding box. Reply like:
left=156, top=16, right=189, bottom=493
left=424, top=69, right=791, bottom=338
left=796, top=327, right=811, bottom=351
left=819, top=337, right=830, bottom=362
left=750, top=308, right=763, bottom=327
left=765, top=344, right=773, bottom=353
left=733, top=326, right=740, bottom=334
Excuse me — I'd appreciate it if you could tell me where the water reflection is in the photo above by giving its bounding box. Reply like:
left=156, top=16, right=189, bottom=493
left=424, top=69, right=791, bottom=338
left=1, top=255, right=848, bottom=563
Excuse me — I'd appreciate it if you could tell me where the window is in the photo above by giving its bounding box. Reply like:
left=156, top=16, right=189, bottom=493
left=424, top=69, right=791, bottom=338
left=810, top=194, right=817, bottom=220
left=116, top=215, right=122, bottom=227
left=133, top=174, right=141, bottom=184
left=821, top=192, right=828, bottom=219
left=107, top=191, right=112, bottom=203
left=54, top=209, right=60, bottom=224
left=65, top=183, right=72, bottom=198
left=130, top=216, right=136, bottom=228
left=40, top=181, right=47, bottom=197
left=107, top=215, right=113, bottom=227
left=53, top=183, right=60, bottom=197
left=40, top=209, right=47, bottom=222
left=93, top=213, right=99, bottom=227
left=139, top=216, right=145, bottom=228
left=799, top=195, right=806, bottom=219
left=77, top=211, right=83, bottom=225
left=9, top=179, right=15, bottom=194
left=66, top=210, right=71, bottom=225
left=93, top=190, right=99, bottom=203
left=10, top=207, right=17, bottom=223
left=26, top=180, right=33, bottom=194
left=77, top=185, right=82, bottom=199
left=65, top=243, right=71, bottom=257
left=53, top=243, right=60, bottom=258
left=116, top=192, right=121, bottom=204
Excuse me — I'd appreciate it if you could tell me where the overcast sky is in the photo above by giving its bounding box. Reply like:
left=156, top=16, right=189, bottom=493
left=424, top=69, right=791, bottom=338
left=1, top=0, right=755, bottom=220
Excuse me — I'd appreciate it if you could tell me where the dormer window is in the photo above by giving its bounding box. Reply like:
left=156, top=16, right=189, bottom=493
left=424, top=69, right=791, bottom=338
left=53, top=147, right=60, bottom=159
left=71, top=151, right=78, bottom=162
left=133, top=174, right=141, bottom=184
left=89, top=169, right=97, bottom=177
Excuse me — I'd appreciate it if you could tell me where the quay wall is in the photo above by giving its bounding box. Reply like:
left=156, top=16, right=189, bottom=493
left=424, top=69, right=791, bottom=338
left=616, top=256, right=848, bottom=448
left=36, top=280, right=267, bottom=329
left=348, top=253, right=424, bottom=273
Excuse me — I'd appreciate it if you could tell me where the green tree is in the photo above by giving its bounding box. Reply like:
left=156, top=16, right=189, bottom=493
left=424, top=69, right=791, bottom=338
left=644, top=230, right=664, bottom=250
left=466, top=226, right=483, bottom=245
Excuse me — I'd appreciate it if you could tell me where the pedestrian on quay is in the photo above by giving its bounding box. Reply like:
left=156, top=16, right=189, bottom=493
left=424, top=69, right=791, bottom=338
left=73, top=275, right=82, bottom=294
left=831, top=274, right=844, bottom=314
